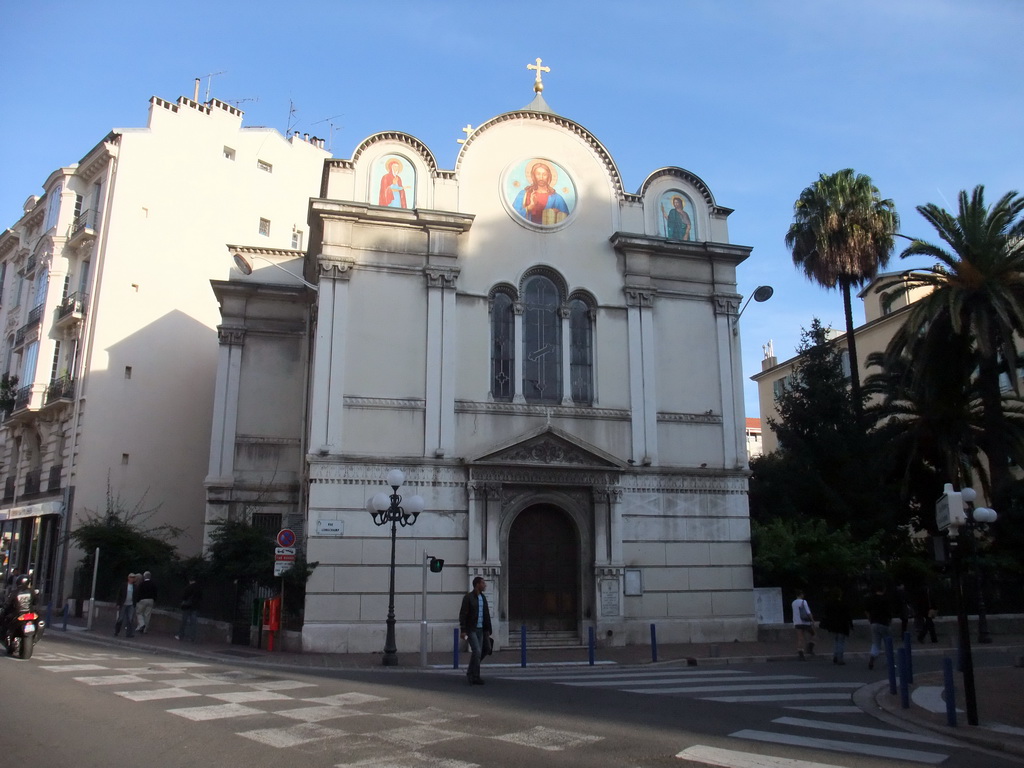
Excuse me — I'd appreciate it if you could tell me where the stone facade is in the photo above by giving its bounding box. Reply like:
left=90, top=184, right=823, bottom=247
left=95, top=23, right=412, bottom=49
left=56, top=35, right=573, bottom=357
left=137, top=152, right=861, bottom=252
left=212, top=86, right=758, bottom=653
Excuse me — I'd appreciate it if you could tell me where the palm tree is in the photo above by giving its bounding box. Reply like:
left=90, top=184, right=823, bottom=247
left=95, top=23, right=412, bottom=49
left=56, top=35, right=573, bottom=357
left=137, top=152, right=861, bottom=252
left=886, top=186, right=1024, bottom=514
left=786, top=169, right=899, bottom=421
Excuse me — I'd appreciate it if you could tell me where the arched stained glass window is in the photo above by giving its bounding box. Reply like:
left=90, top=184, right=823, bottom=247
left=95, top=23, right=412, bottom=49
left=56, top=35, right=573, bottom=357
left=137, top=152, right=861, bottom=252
left=522, top=275, right=561, bottom=403
left=490, top=292, right=514, bottom=401
left=569, top=298, right=593, bottom=405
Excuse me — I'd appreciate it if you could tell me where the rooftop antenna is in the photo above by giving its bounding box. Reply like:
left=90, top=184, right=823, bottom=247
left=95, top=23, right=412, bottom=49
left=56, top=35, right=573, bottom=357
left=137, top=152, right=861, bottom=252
left=197, top=71, right=226, bottom=102
left=229, top=97, right=260, bottom=108
left=286, top=99, right=298, bottom=134
left=312, top=113, right=344, bottom=152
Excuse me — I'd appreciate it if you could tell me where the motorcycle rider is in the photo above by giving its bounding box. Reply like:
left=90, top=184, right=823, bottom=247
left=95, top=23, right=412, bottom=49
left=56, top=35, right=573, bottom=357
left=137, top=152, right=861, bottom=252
left=0, top=574, right=34, bottom=637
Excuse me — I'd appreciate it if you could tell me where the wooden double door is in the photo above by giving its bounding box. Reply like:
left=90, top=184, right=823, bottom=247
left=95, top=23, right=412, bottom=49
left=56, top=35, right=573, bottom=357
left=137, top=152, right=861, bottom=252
left=507, top=504, right=579, bottom=632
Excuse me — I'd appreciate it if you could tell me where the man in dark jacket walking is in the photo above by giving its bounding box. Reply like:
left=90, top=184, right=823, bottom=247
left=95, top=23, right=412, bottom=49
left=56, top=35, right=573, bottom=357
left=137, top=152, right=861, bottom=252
left=134, top=571, right=158, bottom=635
left=459, top=577, right=492, bottom=685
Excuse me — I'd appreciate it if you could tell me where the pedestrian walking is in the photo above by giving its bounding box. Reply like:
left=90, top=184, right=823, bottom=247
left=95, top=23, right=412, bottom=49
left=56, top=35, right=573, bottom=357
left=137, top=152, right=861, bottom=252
left=114, top=572, right=137, bottom=637
left=175, top=575, right=202, bottom=643
left=819, top=585, right=853, bottom=665
left=791, top=589, right=815, bottom=660
left=865, top=583, right=892, bottom=670
left=134, top=571, right=158, bottom=634
left=458, top=576, right=492, bottom=685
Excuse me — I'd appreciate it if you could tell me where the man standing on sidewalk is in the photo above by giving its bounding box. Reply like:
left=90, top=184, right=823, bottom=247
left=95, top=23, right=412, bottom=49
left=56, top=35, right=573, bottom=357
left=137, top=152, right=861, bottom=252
left=865, top=583, right=892, bottom=670
left=134, top=571, right=158, bottom=635
left=459, top=577, right=492, bottom=685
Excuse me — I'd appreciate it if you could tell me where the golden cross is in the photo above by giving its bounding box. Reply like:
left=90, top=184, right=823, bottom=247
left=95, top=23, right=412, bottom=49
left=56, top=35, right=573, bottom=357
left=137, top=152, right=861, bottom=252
left=457, top=124, right=474, bottom=145
left=527, top=57, right=550, bottom=93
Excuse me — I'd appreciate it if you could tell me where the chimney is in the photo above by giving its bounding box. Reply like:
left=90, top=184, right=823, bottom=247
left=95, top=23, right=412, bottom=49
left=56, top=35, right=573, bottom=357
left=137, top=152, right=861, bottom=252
left=193, top=78, right=200, bottom=102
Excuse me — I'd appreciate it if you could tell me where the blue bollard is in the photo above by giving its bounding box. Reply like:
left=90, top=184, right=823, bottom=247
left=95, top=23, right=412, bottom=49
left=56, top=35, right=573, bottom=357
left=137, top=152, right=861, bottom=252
left=897, top=648, right=910, bottom=709
left=903, top=631, right=914, bottom=685
left=520, top=624, right=527, bottom=667
left=885, top=635, right=897, bottom=695
left=588, top=626, right=595, bottom=666
left=943, top=657, right=957, bottom=727
left=453, top=627, right=459, bottom=670
left=650, top=623, right=658, bottom=663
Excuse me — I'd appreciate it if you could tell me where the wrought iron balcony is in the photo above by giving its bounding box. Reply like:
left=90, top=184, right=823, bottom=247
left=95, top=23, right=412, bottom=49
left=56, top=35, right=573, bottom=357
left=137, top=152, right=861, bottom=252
left=45, top=375, right=75, bottom=404
left=13, top=303, right=44, bottom=348
left=54, top=292, right=88, bottom=329
left=13, top=384, right=32, bottom=412
left=68, top=209, right=97, bottom=246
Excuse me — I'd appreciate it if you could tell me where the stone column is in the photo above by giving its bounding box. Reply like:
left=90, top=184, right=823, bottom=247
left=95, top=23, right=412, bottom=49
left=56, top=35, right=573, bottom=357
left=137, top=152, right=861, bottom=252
left=207, top=326, right=245, bottom=481
left=625, top=287, right=657, bottom=465
left=308, top=260, right=354, bottom=452
left=715, top=293, right=743, bottom=468
left=560, top=304, right=572, bottom=405
left=424, top=267, right=458, bottom=458
left=512, top=301, right=525, bottom=404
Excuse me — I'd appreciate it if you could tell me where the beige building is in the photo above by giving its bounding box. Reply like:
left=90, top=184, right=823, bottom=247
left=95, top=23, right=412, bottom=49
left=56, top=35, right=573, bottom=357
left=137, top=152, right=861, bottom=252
left=752, top=271, right=933, bottom=454
left=209, top=78, right=760, bottom=654
left=0, top=93, right=329, bottom=601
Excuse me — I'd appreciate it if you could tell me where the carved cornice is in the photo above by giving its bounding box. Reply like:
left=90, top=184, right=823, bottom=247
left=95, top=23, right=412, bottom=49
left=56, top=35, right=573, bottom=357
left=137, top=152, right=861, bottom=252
left=309, top=462, right=466, bottom=486
left=455, top=400, right=631, bottom=422
left=321, top=259, right=356, bottom=281
left=470, top=465, right=620, bottom=486
left=620, top=473, right=749, bottom=495
left=624, top=287, right=656, bottom=307
left=425, top=266, right=459, bottom=289
left=715, top=294, right=740, bottom=316
left=218, top=326, right=246, bottom=345
left=350, top=132, right=440, bottom=176
left=454, top=110, right=625, bottom=200
left=343, top=396, right=425, bottom=411
left=657, top=411, right=722, bottom=424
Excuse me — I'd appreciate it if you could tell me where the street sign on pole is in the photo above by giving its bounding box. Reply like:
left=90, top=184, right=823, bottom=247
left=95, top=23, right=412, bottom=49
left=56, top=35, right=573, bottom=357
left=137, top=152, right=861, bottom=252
left=276, top=529, right=296, bottom=548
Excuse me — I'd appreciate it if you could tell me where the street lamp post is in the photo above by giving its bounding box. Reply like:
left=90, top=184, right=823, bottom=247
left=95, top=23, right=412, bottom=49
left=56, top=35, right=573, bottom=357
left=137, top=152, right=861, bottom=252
left=938, top=484, right=997, bottom=726
left=366, top=469, right=425, bottom=666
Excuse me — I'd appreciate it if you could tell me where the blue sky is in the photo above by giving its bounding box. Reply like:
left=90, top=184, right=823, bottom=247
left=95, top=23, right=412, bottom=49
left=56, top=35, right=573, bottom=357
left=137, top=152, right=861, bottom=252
left=3, top=1, right=1021, bottom=417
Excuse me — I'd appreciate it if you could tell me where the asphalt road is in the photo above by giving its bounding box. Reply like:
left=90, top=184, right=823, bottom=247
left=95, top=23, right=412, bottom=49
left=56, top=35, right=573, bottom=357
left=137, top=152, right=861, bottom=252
left=3, top=634, right=1020, bottom=768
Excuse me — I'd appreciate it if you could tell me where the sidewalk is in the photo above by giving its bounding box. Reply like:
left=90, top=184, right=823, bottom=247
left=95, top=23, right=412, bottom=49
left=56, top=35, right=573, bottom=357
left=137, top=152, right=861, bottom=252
left=46, top=615, right=1024, bottom=758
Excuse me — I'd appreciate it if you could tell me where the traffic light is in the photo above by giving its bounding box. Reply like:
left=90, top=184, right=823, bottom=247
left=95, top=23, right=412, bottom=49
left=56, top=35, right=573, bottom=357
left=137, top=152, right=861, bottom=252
left=429, top=556, right=444, bottom=573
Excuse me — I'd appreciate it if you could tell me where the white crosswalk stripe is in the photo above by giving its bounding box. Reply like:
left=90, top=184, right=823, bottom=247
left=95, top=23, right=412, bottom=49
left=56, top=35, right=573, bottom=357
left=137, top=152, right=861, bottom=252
left=495, top=665, right=955, bottom=764
left=34, top=650, right=606, bottom=762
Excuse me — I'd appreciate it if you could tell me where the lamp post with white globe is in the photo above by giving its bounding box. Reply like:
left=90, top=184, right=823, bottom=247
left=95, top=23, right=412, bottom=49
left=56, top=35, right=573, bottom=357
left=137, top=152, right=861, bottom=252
left=937, top=484, right=997, bottom=726
left=366, top=469, right=425, bottom=666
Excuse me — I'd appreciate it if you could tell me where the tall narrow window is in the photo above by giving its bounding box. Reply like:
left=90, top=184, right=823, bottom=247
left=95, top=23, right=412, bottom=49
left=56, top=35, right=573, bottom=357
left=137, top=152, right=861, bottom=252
left=522, top=275, right=561, bottom=403
left=569, top=298, right=593, bottom=405
left=490, top=292, right=514, bottom=401
left=45, top=184, right=62, bottom=231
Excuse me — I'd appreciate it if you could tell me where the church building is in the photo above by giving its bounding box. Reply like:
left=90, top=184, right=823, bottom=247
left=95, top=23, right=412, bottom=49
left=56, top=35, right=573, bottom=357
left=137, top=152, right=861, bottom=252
left=207, top=64, right=757, bottom=654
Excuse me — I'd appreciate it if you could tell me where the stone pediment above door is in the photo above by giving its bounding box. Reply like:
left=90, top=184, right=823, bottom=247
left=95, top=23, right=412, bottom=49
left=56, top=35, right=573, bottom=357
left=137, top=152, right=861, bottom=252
left=469, top=426, right=625, bottom=470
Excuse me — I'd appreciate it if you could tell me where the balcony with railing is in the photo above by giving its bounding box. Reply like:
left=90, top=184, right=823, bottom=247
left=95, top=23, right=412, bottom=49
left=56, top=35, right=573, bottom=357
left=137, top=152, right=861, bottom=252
left=54, top=292, right=88, bottom=329
left=44, top=375, right=75, bottom=405
left=13, top=302, right=44, bottom=348
left=68, top=209, right=97, bottom=247
left=13, top=384, right=32, bottom=412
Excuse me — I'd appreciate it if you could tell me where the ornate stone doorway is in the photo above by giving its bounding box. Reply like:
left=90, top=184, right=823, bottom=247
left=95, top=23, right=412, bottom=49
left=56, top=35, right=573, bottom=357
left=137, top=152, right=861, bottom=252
left=507, top=504, right=579, bottom=632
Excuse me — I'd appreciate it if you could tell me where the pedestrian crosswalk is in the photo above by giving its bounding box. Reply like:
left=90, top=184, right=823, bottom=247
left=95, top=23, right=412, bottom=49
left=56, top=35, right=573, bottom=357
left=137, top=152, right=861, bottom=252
left=31, top=649, right=603, bottom=766
left=489, top=666, right=955, bottom=764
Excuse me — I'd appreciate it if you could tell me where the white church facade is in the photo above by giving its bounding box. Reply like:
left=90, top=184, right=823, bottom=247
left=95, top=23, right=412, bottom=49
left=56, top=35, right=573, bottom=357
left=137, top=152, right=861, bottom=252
left=207, top=74, right=757, bottom=653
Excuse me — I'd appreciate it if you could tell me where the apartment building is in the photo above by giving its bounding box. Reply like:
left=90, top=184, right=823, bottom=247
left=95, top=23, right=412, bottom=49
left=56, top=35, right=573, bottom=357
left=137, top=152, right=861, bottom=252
left=0, top=93, right=329, bottom=601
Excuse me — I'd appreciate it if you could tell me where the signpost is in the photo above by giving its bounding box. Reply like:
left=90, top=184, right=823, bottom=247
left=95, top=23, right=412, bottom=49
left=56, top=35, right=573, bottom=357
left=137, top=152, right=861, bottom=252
left=275, top=529, right=296, bottom=576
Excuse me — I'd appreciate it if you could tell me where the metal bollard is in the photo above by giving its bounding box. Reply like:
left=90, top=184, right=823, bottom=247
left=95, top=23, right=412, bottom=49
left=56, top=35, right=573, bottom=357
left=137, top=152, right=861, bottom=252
left=62, top=603, right=69, bottom=632
left=588, top=626, right=595, bottom=666
left=452, top=627, right=459, bottom=669
left=943, top=657, right=957, bottom=727
left=520, top=624, right=527, bottom=667
left=651, top=623, right=658, bottom=663
left=903, top=631, right=914, bottom=685
left=897, top=648, right=910, bottom=709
